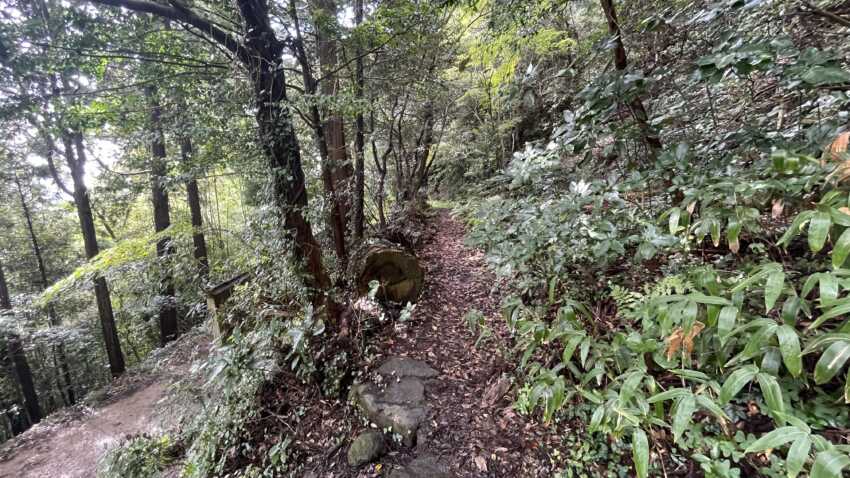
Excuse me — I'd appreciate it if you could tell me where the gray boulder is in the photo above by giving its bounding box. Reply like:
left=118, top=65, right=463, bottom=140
left=347, top=430, right=386, bottom=467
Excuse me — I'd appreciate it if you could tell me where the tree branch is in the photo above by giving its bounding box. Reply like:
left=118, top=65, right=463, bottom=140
left=88, top=0, right=247, bottom=60
left=801, top=1, right=850, bottom=28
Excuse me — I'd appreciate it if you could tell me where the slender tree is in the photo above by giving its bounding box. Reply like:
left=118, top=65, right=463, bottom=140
left=352, top=0, right=366, bottom=240
left=180, top=137, right=210, bottom=279
left=599, top=0, right=662, bottom=153
left=12, top=172, right=75, bottom=405
left=45, top=125, right=126, bottom=377
left=145, top=86, right=179, bottom=345
left=0, top=260, right=42, bottom=428
left=311, top=0, right=353, bottom=250
left=286, top=0, right=349, bottom=268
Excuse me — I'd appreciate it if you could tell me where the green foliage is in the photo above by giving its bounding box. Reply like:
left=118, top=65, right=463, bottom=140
left=99, top=434, right=180, bottom=478
left=457, top=0, right=850, bottom=475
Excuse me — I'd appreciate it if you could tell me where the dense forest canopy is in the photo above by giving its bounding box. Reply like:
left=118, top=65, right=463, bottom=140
left=1, top=0, right=850, bottom=476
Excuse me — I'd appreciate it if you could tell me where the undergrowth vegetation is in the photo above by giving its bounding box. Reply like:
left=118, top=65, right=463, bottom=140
left=460, top=1, right=850, bottom=476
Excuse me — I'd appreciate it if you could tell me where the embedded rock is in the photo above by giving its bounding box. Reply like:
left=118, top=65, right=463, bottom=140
left=351, top=383, right=427, bottom=446
left=351, top=357, right=437, bottom=446
left=347, top=430, right=386, bottom=467
left=378, top=357, right=438, bottom=379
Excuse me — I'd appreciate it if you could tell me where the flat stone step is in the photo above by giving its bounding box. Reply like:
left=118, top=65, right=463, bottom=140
left=378, top=357, right=438, bottom=379
left=351, top=357, right=436, bottom=447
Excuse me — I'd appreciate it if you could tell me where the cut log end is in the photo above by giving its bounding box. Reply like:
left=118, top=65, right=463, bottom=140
left=356, top=245, right=424, bottom=303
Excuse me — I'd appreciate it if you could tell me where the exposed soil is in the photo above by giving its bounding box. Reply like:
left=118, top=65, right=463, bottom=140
left=0, top=329, right=209, bottom=478
left=344, top=209, right=570, bottom=477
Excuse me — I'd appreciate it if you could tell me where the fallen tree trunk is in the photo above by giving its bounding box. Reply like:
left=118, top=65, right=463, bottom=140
left=355, top=242, right=425, bottom=304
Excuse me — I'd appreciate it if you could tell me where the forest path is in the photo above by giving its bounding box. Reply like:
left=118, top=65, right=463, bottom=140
left=370, top=210, right=563, bottom=477
left=0, top=329, right=209, bottom=478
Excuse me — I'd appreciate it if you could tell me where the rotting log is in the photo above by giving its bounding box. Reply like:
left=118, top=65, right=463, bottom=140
left=355, top=242, right=425, bottom=304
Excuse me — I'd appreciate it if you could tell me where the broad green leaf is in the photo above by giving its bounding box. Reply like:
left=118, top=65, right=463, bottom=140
left=718, top=306, right=738, bottom=346
left=732, top=263, right=781, bottom=293
left=562, top=334, right=584, bottom=364
left=686, top=293, right=731, bottom=306
left=787, top=435, right=812, bottom=478
left=765, top=270, right=785, bottom=312
left=778, top=210, right=815, bottom=247
left=820, top=274, right=839, bottom=302
left=846, top=367, right=850, bottom=404
left=809, top=211, right=832, bottom=253
left=695, top=394, right=729, bottom=422
left=669, top=207, right=682, bottom=235
left=720, top=365, right=758, bottom=404
left=738, top=322, right=778, bottom=362
left=580, top=339, right=590, bottom=368
left=776, top=325, right=802, bottom=377
left=727, top=218, right=742, bottom=253
left=757, top=373, right=786, bottom=425
left=619, top=370, right=645, bottom=403
left=671, top=368, right=711, bottom=382
left=710, top=218, right=721, bottom=247
left=745, top=426, right=806, bottom=452
left=832, top=208, right=850, bottom=227
left=803, top=273, right=823, bottom=299
left=648, top=388, right=691, bottom=403
left=762, top=347, right=782, bottom=375
left=814, top=341, right=850, bottom=384
left=633, top=428, right=649, bottom=478
left=810, top=449, right=850, bottom=478
left=834, top=228, right=850, bottom=268
left=802, top=65, right=850, bottom=86
left=589, top=405, right=605, bottom=431
left=782, top=297, right=801, bottom=326
left=803, top=333, right=850, bottom=354
left=810, top=300, right=850, bottom=331
left=672, top=394, right=695, bottom=444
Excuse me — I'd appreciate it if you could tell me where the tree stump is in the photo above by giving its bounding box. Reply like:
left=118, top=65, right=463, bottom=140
left=355, top=242, right=424, bottom=303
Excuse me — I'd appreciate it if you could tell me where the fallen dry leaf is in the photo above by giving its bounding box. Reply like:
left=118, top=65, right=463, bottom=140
left=666, top=321, right=705, bottom=361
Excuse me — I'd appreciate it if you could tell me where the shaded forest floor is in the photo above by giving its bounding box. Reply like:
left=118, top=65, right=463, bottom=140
left=0, top=210, right=573, bottom=477
left=361, top=209, right=570, bottom=476
left=295, top=209, right=571, bottom=477
left=0, top=328, right=209, bottom=478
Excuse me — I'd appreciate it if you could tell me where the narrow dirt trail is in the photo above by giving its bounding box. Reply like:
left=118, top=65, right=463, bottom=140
left=0, top=330, right=208, bottom=478
left=0, top=382, right=168, bottom=478
left=373, top=210, right=564, bottom=477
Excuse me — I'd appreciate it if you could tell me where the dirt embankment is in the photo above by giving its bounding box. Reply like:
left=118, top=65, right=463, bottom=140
left=0, top=328, right=209, bottom=478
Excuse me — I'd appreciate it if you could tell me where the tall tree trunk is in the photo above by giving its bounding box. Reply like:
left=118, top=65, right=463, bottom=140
left=0, top=262, right=11, bottom=311
left=13, top=174, right=75, bottom=405
left=599, top=0, right=662, bottom=153
left=0, top=261, right=42, bottom=427
left=288, top=0, right=349, bottom=269
left=311, top=0, right=352, bottom=261
left=65, top=132, right=126, bottom=377
left=237, top=0, right=342, bottom=328
left=145, top=86, right=179, bottom=345
left=352, top=0, right=366, bottom=240
left=180, top=137, right=209, bottom=279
